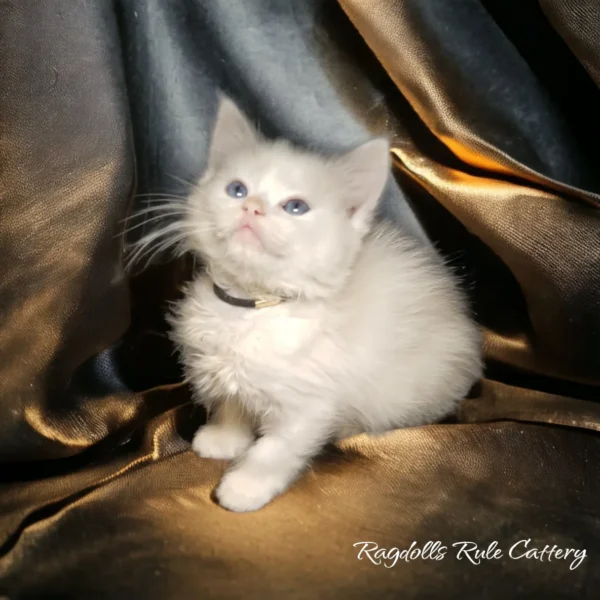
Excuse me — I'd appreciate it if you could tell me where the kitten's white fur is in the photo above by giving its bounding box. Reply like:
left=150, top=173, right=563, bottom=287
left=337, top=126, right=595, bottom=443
left=166, top=98, right=482, bottom=512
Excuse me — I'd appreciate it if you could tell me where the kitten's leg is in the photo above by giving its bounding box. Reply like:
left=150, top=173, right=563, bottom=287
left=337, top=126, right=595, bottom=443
left=215, top=408, right=334, bottom=512
left=192, top=400, right=254, bottom=460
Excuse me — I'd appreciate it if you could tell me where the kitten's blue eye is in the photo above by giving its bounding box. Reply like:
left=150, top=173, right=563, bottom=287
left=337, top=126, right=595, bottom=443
left=282, top=199, right=310, bottom=215
left=226, top=180, right=247, bottom=198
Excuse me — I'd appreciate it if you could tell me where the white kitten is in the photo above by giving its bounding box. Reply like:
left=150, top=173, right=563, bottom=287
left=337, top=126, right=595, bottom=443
left=144, top=97, right=482, bottom=512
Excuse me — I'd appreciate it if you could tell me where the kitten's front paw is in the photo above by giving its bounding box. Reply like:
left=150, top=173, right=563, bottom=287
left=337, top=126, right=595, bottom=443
left=215, top=470, right=283, bottom=512
left=192, top=424, right=253, bottom=460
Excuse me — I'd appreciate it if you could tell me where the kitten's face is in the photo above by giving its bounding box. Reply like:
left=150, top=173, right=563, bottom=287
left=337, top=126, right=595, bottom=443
left=185, top=98, right=390, bottom=299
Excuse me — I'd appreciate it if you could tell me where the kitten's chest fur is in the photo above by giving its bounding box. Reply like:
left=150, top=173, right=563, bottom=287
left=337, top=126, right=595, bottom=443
left=170, top=277, right=323, bottom=404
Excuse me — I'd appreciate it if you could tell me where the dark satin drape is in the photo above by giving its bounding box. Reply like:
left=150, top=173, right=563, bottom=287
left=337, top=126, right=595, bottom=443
left=1, top=1, right=599, bottom=597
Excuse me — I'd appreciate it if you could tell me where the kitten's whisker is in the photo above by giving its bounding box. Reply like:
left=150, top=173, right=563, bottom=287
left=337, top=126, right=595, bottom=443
left=125, top=222, right=189, bottom=266
left=124, top=207, right=189, bottom=220
left=118, top=215, right=189, bottom=239
left=120, top=205, right=189, bottom=224
left=135, top=192, right=188, bottom=200
left=137, top=198, right=188, bottom=207
left=121, top=214, right=191, bottom=236
left=130, top=201, right=189, bottom=213
left=133, top=231, right=191, bottom=270
left=165, top=172, right=198, bottom=191
left=147, top=233, right=189, bottom=260
left=121, top=210, right=189, bottom=229
left=124, top=219, right=213, bottom=269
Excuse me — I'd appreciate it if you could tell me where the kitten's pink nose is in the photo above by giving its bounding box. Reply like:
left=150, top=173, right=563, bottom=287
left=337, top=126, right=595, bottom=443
left=242, top=197, right=266, bottom=216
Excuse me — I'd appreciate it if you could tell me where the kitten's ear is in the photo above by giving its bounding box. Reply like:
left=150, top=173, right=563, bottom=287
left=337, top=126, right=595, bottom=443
left=209, top=96, right=259, bottom=165
left=337, top=138, right=390, bottom=233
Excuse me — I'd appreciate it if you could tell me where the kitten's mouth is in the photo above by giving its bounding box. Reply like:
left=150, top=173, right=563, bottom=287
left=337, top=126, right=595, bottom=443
left=233, top=222, right=265, bottom=249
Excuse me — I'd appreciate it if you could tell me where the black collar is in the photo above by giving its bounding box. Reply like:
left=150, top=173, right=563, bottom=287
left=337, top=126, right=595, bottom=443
left=213, top=283, right=283, bottom=309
